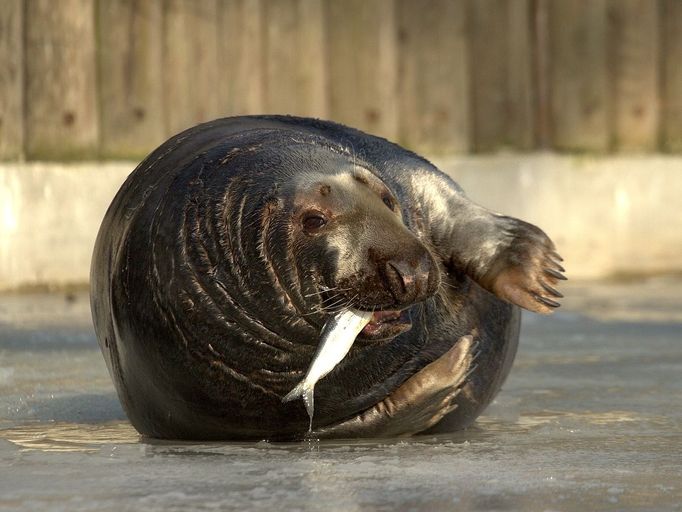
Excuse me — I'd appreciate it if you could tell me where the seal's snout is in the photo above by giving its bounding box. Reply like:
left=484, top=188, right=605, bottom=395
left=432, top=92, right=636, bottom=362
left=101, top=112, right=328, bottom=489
left=383, top=253, right=437, bottom=305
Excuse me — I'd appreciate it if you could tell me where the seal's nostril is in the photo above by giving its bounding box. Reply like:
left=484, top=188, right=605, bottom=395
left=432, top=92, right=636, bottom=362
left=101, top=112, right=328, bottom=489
left=386, top=260, right=419, bottom=300
left=387, top=261, right=408, bottom=295
left=384, top=254, right=435, bottom=304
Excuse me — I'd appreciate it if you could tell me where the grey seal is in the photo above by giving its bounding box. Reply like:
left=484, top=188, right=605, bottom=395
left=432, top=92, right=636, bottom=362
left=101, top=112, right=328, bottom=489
left=90, top=115, right=564, bottom=440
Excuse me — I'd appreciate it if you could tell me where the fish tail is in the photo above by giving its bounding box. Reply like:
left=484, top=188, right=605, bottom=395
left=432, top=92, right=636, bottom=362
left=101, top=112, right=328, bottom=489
left=301, top=387, right=314, bottom=421
left=282, top=381, right=315, bottom=420
left=282, top=380, right=309, bottom=403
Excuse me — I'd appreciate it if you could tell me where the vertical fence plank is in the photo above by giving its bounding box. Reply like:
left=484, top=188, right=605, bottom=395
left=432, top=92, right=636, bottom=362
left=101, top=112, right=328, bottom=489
left=163, top=0, right=219, bottom=136
left=608, top=0, right=659, bottom=151
left=326, top=0, right=398, bottom=140
left=98, top=0, right=164, bottom=159
left=468, top=0, right=505, bottom=151
left=548, top=0, right=610, bottom=152
left=468, top=0, right=534, bottom=151
left=533, top=0, right=551, bottom=148
left=661, top=0, right=682, bottom=152
left=0, top=0, right=24, bottom=160
left=263, top=0, right=327, bottom=117
left=217, top=0, right=264, bottom=116
left=25, top=0, right=98, bottom=159
left=506, top=0, right=535, bottom=150
left=397, top=0, right=468, bottom=154
left=9, top=1, right=682, bottom=158
left=0, top=0, right=23, bottom=160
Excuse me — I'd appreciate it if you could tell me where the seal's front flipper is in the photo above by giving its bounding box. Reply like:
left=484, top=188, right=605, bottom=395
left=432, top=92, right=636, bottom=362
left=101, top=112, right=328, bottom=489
left=312, top=336, right=478, bottom=439
left=425, top=182, right=566, bottom=314
left=469, top=215, right=566, bottom=314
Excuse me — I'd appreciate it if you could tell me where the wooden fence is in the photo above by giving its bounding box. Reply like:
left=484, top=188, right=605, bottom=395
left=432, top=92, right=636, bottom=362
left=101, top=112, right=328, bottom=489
left=1, top=0, right=681, bottom=160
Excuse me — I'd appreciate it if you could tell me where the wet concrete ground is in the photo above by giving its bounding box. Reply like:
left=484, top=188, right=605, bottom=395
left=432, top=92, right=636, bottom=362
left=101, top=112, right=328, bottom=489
left=0, top=278, right=681, bottom=511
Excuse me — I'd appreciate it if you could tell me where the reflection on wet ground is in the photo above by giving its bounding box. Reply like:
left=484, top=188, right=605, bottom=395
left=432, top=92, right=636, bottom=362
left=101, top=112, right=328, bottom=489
left=1, top=278, right=681, bottom=511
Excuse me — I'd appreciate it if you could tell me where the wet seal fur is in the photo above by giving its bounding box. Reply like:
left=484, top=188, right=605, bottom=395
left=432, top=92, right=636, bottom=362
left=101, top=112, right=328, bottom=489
left=90, top=116, right=565, bottom=440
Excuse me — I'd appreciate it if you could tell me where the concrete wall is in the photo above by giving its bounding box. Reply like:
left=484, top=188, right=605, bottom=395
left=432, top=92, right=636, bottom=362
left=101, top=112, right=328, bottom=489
left=0, top=162, right=132, bottom=290
left=1, top=155, right=681, bottom=290
left=433, top=155, right=682, bottom=280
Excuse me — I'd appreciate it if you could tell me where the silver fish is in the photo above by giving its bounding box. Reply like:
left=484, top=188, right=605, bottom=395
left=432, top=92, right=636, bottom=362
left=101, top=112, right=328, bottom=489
left=282, top=308, right=373, bottom=429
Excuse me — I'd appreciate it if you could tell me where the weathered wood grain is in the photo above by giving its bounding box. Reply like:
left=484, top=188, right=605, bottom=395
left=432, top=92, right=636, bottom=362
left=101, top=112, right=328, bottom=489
left=163, top=0, right=220, bottom=136
left=98, top=0, right=164, bottom=159
left=263, top=0, right=327, bottom=117
left=5, top=1, right=682, bottom=159
left=326, top=0, right=398, bottom=141
left=217, top=0, right=265, bottom=116
left=397, top=0, right=468, bottom=154
left=0, top=0, right=24, bottom=160
left=608, top=0, right=660, bottom=151
left=533, top=0, right=551, bottom=148
left=548, top=0, right=610, bottom=152
left=24, top=0, right=99, bottom=159
left=661, top=0, right=682, bottom=152
left=506, top=0, right=535, bottom=150
left=468, top=0, right=535, bottom=151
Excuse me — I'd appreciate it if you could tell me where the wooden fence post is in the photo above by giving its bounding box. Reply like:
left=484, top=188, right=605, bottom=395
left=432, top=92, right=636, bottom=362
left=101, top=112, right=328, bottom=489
left=468, top=0, right=535, bottom=152
left=609, top=0, right=660, bottom=152
left=548, top=0, right=610, bottom=152
left=163, top=0, right=220, bottom=137
left=326, top=0, right=398, bottom=141
left=0, top=0, right=24, bottom=160
left=217, top=0, right=265, bottom=116
left=263, top=0, right=327, bottom=118
left=25, top=0, right=99, bottom=159
left=397, top=0, right=469, bottom=154
left=661, top=0, right=682, bottom=152
left=98, top=0, right=165, bottom=159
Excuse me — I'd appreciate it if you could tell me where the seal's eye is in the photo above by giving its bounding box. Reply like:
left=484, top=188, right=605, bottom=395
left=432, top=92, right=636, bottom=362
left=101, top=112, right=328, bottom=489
left=302, top=213, right=327, bottom=232
left=382, top=194, right=395, bottom=210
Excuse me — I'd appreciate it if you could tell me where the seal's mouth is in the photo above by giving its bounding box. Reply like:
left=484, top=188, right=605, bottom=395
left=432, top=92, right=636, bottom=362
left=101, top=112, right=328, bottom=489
left=357, top=309, right=412, bottom=341
left=315, top=290, right=414, bottom=341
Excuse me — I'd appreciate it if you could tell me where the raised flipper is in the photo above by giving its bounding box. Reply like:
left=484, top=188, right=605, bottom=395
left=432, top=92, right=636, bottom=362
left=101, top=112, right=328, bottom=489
left=312, top=336, right=478, bottom=439
left=463, top=214, right=566, bottom=314
left=417, top=175, right=566, bottom=314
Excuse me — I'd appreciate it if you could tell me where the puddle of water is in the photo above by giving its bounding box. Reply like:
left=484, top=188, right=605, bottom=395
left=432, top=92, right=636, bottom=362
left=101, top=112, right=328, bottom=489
left=1, top=422, right=138, bottom=452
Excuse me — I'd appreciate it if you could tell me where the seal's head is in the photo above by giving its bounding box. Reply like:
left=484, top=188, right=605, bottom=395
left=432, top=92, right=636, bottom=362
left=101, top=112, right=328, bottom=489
left=278, top=156, right=441, bottom=341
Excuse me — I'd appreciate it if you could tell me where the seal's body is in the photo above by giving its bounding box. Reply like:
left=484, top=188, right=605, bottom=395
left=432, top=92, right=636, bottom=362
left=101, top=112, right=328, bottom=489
left=91, top=116, right=564, bottom=440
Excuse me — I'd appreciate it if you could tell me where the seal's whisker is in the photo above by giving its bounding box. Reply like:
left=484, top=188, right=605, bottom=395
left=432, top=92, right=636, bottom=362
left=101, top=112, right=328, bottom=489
left=303, top=286, right=354, bottom=299
left=318, top=298, right=353, bottom=313
left=299, top=291, right=359, bottom=317
left=438, top=280, right=460, bottom=290
left=301, top=289, right=358, bottom=315
left=438, top=280, right=464, bottom=298
left=298, top=309, right=325, bottom=318
left=320, top=293, right=344, bottom=304
left=321, top=285, right=355, bottom=293
left=329, top=293, right=359, bottom=313
left=319, top=292, right=353, bottom=308
left=319, top=301, right=349, bottom=313
left=319, top=284, right=355, bottom=292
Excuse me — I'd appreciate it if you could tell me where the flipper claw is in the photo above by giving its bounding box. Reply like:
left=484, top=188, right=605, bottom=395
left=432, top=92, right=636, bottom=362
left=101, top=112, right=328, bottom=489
left=534, top=294, right=561, bottom=309
left=544, top=268, right=567, bottom=281
left=541, top=282, right=564, bottom=298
